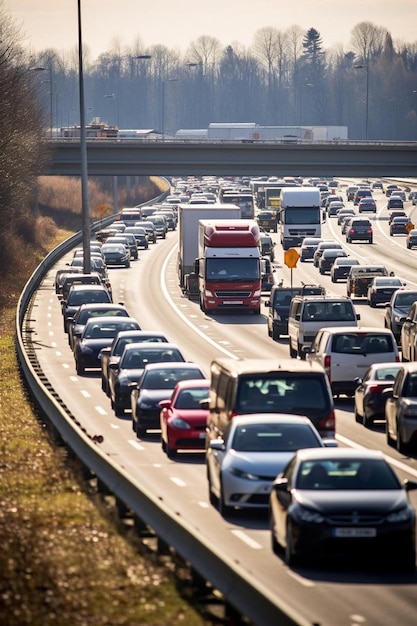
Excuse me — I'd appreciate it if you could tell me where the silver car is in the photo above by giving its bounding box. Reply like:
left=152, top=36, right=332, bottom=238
left=206, top=414, right=335, bottom=516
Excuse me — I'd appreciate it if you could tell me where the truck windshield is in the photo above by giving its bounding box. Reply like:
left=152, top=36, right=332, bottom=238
left=283, top=208, right=320, bottom=225
left=206, top=258, right=260, bottom=281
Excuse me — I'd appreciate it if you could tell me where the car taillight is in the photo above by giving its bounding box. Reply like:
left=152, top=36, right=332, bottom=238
left=395, top=355, right=400, bottom=362
left=368, top=384, right=385, bottom=395
left=318, top=409, right=335, bottom=432
left=349, top=228, right=354, bottom=234
left=367, top=228, right=373, bottom=234
left=324, top=355, right=331, bottom=381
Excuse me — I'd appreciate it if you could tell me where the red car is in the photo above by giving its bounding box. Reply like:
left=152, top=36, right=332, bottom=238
left=159, top=379, right=210, bottom=458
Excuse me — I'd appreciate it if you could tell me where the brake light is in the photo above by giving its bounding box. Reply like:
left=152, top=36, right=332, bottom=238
left=368, top=384, right=385, bottom=395
left=318, top=409, right=335, bottom=432
left=367, top=228, right=373, bottom=234
left=324, top=355, right=331, bottom=381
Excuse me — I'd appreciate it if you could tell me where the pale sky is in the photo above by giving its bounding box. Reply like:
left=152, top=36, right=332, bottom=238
left=5, top=0, right=417, bottom=60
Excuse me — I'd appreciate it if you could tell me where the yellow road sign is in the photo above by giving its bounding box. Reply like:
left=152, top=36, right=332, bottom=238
left=284, top=248, right=300, bottom=268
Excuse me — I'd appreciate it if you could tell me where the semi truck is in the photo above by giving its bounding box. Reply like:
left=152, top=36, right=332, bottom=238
left=279, top=187, right=324, bottom=250
left=195, top=219, right=261, bottom=314
left=177, top=203, right=241, bottom=297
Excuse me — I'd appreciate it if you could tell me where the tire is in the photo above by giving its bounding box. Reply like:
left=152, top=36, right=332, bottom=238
left=207, top=471, right=217, bottom=507
left=362, top=411, right=373, bottom=428
left=369, top=238, right=373, bottom=244
left=166, top=441, right=177, bottom=459
left=76, top=360, right=84, bottom=375
left=272, top=327, right=280, bottom=341
left=396, top=424, right=406, bottom=453
left=331, top=275, right=336, bottom=283
left=289, top=342, right=298, bottom=359
left=284, top=522, right=299, bottom=566
left=354, top=406, right=362, bottom=423
left=218, top=478, right=233, bottom=516
left=386, top=423, right=395, bottom=447
left=298, top=343, right=306, bottom=360
left=270, top=515, right=281, bottom=556
left=370, top=299, right=376, bottom=308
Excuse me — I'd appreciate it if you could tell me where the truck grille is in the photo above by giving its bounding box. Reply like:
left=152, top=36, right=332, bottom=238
left=215, top=290, right=251, bottom=298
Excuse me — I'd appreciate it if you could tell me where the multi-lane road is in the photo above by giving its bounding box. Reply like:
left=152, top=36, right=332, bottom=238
left=30, top=181, right=417, bottom=626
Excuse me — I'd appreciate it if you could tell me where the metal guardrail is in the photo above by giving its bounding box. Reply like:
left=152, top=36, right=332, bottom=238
left=15, top=193, right=310, bottom=626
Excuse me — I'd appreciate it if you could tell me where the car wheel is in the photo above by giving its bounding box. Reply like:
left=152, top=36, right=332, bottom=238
left=319, top=268, right=324, bottom=275
left=362, top=411, right=373, bottom=428
left=386, top=424, right=395, bottom=447
left=354, top=406, right=362, bottom=423
left=272, top=328, right=280, bottom=341
left=267, top=326, right=272, bottom=338
left=76, top=360, right=84, bottom=375
left=270, top=514, right=281, bottom=556
left=101, top=376, right=108, bottom=394
left=166, top=441, right=177, bottom=459
left=284, top=522, right=299, bottom=566
left=298, top=343, right=306, bottom=360
left=331, top=275, right=336, bottom=282
left=207, top=471, right=217, bottom=507
left=114, top=400, right=125, bottom=416
left=396, top=424, right=406, bottom=453
left=370, top=298, right=376, bottom=308
left=218, top=477, right=233, bottom=516
left=289, top=343, right=298, bottom=359
left=369, top=238, right=373, bottom=244
left=161, top=438, right=167, bottom=453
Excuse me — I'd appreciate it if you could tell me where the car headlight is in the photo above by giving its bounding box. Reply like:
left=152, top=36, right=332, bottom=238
left=293, top=505, right=325, bottom=524
left=170, top=417, right=191, bottom=429
left=273, top=312, right=282, bottom=321
left=404, top=406, right=417, bottom=417
left=80, top=345, right=94, bottom=355
left=386, top=507, right=413, bottom=523
left=229, top=467, right=261, bottom=481
left=139, top=400, right=154, bottom=409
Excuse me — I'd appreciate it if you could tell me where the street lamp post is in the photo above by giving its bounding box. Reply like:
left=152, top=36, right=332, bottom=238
left=354, top=63, right=369, bottom=140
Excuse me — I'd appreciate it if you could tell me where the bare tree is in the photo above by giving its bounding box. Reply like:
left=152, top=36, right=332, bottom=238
left=351, top=22, right=388, bottom=62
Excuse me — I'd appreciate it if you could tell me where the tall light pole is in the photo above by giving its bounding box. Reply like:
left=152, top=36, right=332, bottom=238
left=77, top=0, right=91, bottom=274
left=30, top=66, right=53, bottom=137
left=354, top=63, right=369, bottom=140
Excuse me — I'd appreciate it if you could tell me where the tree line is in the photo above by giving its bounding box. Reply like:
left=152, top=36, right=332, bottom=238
left=23, top=21, right=417, bottom=141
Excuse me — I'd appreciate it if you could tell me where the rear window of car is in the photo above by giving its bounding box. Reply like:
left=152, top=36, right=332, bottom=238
left=273, top=289, right=301, bottom=306
left=302, top=301, right=355, bottom=322
left=332, top=333, right=394, bottom=354
left=236, top=375, right=329, bottom=413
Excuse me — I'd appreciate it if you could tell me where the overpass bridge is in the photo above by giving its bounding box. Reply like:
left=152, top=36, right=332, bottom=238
left=45, top=140, right=417, bottom=178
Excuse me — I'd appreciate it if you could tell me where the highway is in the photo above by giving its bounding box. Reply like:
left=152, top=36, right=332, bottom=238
left=28, top=181, right=417, bottom=626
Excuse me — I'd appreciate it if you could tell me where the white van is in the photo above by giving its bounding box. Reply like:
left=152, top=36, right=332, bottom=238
left=288, top=295, right=360, bottom=359
left=306, top=326, right=400, bottom=397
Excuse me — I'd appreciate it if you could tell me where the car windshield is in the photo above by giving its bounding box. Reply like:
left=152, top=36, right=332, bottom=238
left=68, top=290, right=109, bottom=305
left=236, top=375, right=328, bottom=413
left=231, top=423, right=320, bottom=452
left=175, top=387, right=209, bottom=409
left=296, top=459, right=400, bottom=490
left=121, top=348, right=183, bottom=368
left=395, top=292, right=417, bottom=307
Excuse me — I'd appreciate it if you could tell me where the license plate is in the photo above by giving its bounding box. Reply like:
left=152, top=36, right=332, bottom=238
left=334, top=528, right=376, bottom=538
left=199, top=433, right=206, bottom=439
left=223, top=300, right=243, bottom=304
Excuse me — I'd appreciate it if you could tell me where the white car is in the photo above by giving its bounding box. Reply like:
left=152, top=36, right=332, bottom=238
left=206, top=414, right=336, bottom=516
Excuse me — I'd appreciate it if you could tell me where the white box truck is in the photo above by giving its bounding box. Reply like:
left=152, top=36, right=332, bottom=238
left=279, top=187, right=325, bottom=250
left=177, top=203, right=241, bottom=297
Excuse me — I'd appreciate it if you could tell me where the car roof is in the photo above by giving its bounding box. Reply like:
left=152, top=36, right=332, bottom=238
left=294, top=448, right=385, bottom=462
left=84, top=316, right=137, bottom=327
left=319, top=326, right=394, bottom=335
left=174, top=379, right=210, bottom=390
left=121, top=342, right=181, bottom=352
left=142, top=362, right=204, bottom=372
left=230, top=414, right=316, bottom=427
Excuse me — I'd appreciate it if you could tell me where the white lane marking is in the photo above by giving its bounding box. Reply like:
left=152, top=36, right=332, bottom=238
left=62, top=363, right=70, bottom=369
left=110, top=423, right=120, bottom=429
left=128, top=440, right=145, bottom=450
left=231, top=529, right=262, bottom=549
left=80, top=390, right=91, bottom=398
left=69, top=376, right=78, bottom=382
left=198, top=501, right=210, bottom=508
left=95, top=406, right=107, bottom=415
left=51, top=342, right=57, bottom=348
left=55, top=351, right=61, bottom=357
left=170, top=477, right=187, bottom=487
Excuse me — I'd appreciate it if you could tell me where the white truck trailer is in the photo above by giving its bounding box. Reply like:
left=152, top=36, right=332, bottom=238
left=177, top=203, right=241, bottom=297
left=279, top=187, right=325, bottom=250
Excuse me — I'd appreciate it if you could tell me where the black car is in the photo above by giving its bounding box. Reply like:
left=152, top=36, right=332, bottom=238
left=133, top=221, right=157, bottom=244
left=313, top=241, right=343, bottom=267
left=61, top=284, right=113, bottom=333
left=265, top=286, right=302, bottom=340
left=130, top=362, right=206, bottom=436
left=345, top=218, right=373, bottom=243
left=105, top=235, right=138, bottom=260
left=318, top=249, right=348, bottom=275
left=124, top=226, right=149, bottom=249
left=390, top=217, right=410, bottom=236
left=299, top=237, right=323, bottom=262
left=108, top=342, right=185, bottom=415
left=100, top=330, right=168, bottom=396
left=330, top=257, right=360, bottom=282
left=354, top=362, right=402, bottom=426
left=269, top=448, right=417, bottom=570
left=74, top=316, right=140, bottom=375
left=406, top=229, right=417, bottom=249
left=260, top=234, right=276, bottom=260
left=367, top=276, right=405, bottom=307
left=257, top=210, right=278, bottom=232
left=69, top=302, right=130, bottom=351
